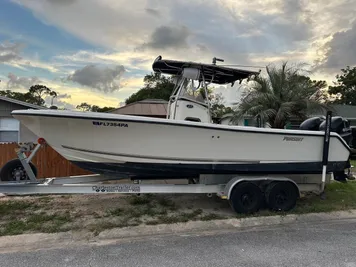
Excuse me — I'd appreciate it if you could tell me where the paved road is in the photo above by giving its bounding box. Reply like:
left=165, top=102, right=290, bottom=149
left=1, top=218, right=356, bottom=267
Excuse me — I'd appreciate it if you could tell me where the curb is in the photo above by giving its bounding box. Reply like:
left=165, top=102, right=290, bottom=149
left=97, top=209, right=356, bottom=240
left=1, top=209, right=356, bottom=253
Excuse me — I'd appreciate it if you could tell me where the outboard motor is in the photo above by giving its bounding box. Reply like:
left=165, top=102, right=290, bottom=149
left=300, top=116, right=354, bottom=182
left=319, top=116, right=352, bottom=147
left=320, top=117, right=353, bottom=182
left=299, top=116, right=352, bottom=146
left=299, top=117, right=325, bottom=131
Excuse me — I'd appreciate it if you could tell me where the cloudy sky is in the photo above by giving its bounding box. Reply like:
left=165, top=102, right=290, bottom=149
left=0, top=0, right=355, bottom=109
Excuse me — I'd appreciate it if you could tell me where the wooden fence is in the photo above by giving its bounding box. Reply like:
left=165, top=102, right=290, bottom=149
left=0, top=143, right=92, bottom=178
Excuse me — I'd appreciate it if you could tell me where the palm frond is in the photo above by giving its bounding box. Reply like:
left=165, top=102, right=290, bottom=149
left=231, top=61, right=329, bottom=128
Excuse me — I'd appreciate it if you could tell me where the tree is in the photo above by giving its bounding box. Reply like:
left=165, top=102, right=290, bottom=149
left=209, top=93, right=233, bottom=119
left=76, top=102, right=115, bottom=112
left=49, top=90, right=58, bottom=106
left=231, top=62, right=330, bottom=129
left=90, top=105, right=115, bottom=112
left=76, top=102, right=92, bottom=111
left=0, top=90, right=36, bottom=104
left=0, top=85, right=56, bottom=107
left=29, top=85, right=53, bottom=106
left=328, top=66, right=356, bottom=105
left=125, top=72, right=175, bottom=104
left=96, top=106, right=116, bottom=112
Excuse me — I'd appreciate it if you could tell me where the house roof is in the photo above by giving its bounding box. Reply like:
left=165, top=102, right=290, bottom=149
left=0, top=95, right=47, bottom=110
left=109, top=99, right=168, bottom=117
left=330, top=104, right=356, bottom=119
left=307, top=104, right=356, bottom=119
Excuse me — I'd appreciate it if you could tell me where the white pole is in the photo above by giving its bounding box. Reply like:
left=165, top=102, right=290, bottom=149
left=321, top=165, right=327, bottom=192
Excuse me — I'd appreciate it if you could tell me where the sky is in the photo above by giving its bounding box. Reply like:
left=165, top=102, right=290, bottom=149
left=0, top=0, right=355, bottom=109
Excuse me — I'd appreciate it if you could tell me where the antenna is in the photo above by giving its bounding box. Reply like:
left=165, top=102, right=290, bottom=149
left=212, top=57, right=224, bottom=65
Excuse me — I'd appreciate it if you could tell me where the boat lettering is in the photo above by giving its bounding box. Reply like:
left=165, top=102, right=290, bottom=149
left=92, top=121, right=128, bottom=127
left=283, top=136, right=304, bottom=142
left=92, top=185, right=140, bottom=193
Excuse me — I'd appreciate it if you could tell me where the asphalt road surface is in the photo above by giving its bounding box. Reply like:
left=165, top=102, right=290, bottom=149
left=1, top=218, right=356, bottom=267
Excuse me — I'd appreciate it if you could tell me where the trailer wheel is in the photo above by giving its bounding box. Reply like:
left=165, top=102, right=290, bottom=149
left=229, top=182, right=263, bottom=214
left=265, top=181, right=298, bottom=212
left=0, top=159, right=37, bottom=181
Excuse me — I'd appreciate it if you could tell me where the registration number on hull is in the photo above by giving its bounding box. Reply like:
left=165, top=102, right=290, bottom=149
left=92, top=121, right=128, bottom=127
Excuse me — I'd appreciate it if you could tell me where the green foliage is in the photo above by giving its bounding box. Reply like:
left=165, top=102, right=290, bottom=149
left=0, top=84, right=57, bottom=107
left=232, top=62, right=330, bottom=128
left=76, top=102, right=92, bottom=111
left=328, top=66, right=356, bottom=105
left=125, top=72, right=175, bottom=104
left=76, top=102, right=115, bottom=112
left=0, top=89, right=39, bottom=105
left=209, top=93, right=233, bottom=118
left=28, top=84, right=52, bottom=106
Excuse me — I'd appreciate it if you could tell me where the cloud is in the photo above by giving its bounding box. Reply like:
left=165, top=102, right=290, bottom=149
left=145, top=8, right=160, bottom=17
left=56, top=93, right=72, bottom=100
left=13, top=0, right=156, bottom=49
left=43, top=93, right=76, bottom=109
left=196, top=44, right=208, bottom=52
left=6, top=73, right=41, bottom=89
left=0, top=41, right=61, bottom=73
left=66, top=64, right=126, bottom=93
left=10, top=0, right=356, bottom=86
left=46, top=0, right=76, bottom=5
left=136, top=25, right=191, bottom=51
left=315, top=23, right=356, bottom=72
left=0, top=42, right=23, bottom=63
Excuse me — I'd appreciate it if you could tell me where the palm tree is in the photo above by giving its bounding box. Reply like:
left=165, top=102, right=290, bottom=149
left=231, top=62, right=330, bottom=129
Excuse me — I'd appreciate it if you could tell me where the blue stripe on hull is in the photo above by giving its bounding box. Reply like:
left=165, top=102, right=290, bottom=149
left=71, top=161, right=349, bottom=180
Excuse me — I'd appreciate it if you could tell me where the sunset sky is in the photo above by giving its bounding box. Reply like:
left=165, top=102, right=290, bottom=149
left=0, top=0, right=355, bottom=109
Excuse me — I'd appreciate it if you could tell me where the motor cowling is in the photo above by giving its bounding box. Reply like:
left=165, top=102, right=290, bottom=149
left=299, top=116, right=352, bottom=146
left=299, top=117, right=325, bottom=131
left=319, top=116, right=352, bottom=146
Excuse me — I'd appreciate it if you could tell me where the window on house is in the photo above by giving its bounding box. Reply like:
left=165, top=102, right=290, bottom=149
left=0, top=131, right=18, bottom=142
left=0, top=118, right=19, bottom=143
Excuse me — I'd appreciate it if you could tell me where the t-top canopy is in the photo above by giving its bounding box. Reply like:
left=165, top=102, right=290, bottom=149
left=152, top=55, right=260, bottom=85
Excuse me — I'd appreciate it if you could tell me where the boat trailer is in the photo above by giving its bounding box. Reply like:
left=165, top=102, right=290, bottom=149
left=0, top=111, right=342, bottom=214
left=0, top=142, right=334, bottom=215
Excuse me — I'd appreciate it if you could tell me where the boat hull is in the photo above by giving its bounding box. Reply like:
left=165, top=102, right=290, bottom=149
left=11, top=110, right=351, bottom=179
left=70, top=161, right=347, bottom=179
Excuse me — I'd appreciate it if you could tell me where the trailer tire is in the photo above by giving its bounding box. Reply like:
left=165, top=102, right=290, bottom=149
left=0, top=159, right=37, bottom=181
left=265, top=181, right=298, bottom=212
left=229, top=182, right=263, bottom=214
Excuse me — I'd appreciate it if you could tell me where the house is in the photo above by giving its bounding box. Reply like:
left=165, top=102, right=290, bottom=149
left=0, top=96, right=46, bottom=143
left=329, top=104, right=356, bottom=126
left=109, top=99, right=168, bottom=118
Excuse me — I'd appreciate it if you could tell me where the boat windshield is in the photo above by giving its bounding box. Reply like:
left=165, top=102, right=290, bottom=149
left=174, top=78, right=208, bottom=104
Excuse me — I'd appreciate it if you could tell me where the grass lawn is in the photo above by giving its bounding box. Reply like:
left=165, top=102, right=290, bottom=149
left=1, top=181, right=356, bottom=237
left=350, top=160, right=356, bottom=170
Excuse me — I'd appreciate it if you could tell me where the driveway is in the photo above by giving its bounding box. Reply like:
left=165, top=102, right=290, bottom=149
left=1, top=217, right=356, bottom=267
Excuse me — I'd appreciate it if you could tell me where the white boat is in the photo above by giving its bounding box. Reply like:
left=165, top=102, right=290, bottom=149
left=11, top=56, right=351, bottom=180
